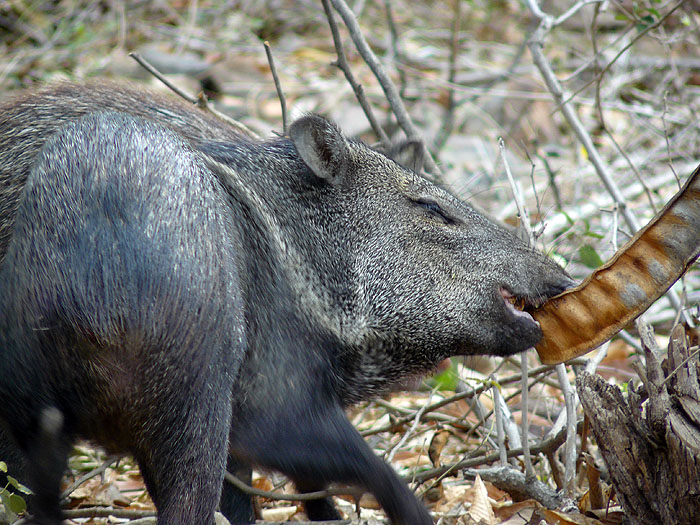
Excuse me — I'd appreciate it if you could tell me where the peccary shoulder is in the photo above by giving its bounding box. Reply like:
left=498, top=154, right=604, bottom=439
left=0, top=83, right=573, bottom=524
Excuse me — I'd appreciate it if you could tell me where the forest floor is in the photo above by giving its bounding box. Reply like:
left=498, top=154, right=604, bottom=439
left=1, top=1, right=699, bottom=523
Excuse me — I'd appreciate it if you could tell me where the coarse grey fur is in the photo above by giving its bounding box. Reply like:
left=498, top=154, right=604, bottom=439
left=0, top=82, right=574, bottom=524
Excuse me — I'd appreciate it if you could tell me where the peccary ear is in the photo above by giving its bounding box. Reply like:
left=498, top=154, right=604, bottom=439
left=289, top=115, right=351, bottom=183
left=386, top=139, right=424, bottom=173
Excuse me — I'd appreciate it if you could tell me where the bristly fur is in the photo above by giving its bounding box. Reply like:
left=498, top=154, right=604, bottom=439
left=0, top=82, right=574, bottom=524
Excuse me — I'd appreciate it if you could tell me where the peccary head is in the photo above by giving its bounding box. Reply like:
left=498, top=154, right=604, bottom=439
left=203, top=113, right=574, bottom=400
left=287, top=116, right=572, bottom=359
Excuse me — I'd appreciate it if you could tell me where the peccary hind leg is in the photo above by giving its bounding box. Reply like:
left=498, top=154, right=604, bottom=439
left=0, top=112, right=242, bottom=524
left=292, top=480, right=341, bottom=522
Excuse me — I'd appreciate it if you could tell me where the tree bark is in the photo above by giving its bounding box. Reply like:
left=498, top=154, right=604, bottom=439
left=577, top=324, right=700, bottom=525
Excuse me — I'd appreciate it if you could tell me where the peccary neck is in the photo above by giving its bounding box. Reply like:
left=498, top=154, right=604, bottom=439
left=199, top=140, right=439, bottom=404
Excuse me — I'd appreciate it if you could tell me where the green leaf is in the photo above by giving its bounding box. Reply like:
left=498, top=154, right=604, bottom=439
left=579, top=244, right=605, bottom=269
left=427, top=362, right=459, bottom=391
left=6, top=493, right=27, bottom=514
left=0, top=462, right=6, bottom=473
left=6, top=476, right=32, bottom=495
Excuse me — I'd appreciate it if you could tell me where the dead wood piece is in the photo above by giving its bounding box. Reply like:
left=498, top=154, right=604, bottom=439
left=463, top=466, right=564, bottom=510
left=577, top=326, right=700, bottom=524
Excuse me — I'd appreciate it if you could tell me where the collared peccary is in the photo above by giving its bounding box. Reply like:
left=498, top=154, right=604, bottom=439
left=0, top=83, right=574, bottom=524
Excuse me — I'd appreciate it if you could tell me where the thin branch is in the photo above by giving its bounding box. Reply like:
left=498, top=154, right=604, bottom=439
left=386, top=391, right=433, bottom=463
left=329, top=0, right=442, bottom=178
left=520, top=354, right=534, bottom=478
left=555, top=364, right=577, bottom=497
left=61, top=455, right=122, bottom=500
left=383, top=0, right=407, bottom=99
left=321, top=0, right=390, bottom=146
left=129, top=52, right=260, bottom=140
left=591, top=3, right=657, bottom=215
left=130, top=51, right=197, bottom=103
left=224, top=471, right=363, bottom=501
left=492, top=383, right=508, bottom=465
left=61, top=508, right=155, bottom=519
left=263, top=41, right=288, bottom=134
left=432, top=0, right=461, bottom=153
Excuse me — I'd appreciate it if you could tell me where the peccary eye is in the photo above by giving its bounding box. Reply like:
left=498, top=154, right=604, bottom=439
left=413, top=198, right=456, bottom=225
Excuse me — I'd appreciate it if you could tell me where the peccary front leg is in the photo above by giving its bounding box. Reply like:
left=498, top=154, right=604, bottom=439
left=230, top=404, right=433, bottom=525
left=220, top=457, right=257, bottom=524
left=292, top=480, right=341, bottom=521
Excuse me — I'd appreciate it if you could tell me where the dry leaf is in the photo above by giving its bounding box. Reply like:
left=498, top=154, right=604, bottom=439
left=260, top=505, right=298, bottom=521
left=428, top=429, right=451, bottom=467
left=469, top=475, right=497, bottom=525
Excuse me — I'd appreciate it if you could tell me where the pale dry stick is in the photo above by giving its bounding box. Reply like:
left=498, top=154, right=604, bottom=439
left=590, top=3, right=657, bottom=215
left=555, top=364, right=577, bottom=497
left=263, top=41, right=288, bottom=135
left=128, top=52, right=260, bottom=140
left=499, top=138, right=536, bottom=477
left=382, top=0, right=407, bottom=100
left=329, top=0, right=442, bottom=178
left=385, top=391, right=434, bottom=463
left=320, top=0, right=390, bottom=147
left=525, top=3, right=691, bottom=326
left=432, top=0, right=461, bottom=154
left=492, top=383, right=508, bottom=465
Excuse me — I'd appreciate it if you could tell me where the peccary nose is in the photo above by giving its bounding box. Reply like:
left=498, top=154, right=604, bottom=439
left=550, top=276, right=577, bottom=296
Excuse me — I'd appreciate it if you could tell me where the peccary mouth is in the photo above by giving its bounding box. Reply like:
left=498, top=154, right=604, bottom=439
left=499, top=288, right=542, bottom=328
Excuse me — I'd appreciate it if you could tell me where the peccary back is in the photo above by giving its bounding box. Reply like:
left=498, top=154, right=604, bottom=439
left=0, top=83, right=574, bottom=524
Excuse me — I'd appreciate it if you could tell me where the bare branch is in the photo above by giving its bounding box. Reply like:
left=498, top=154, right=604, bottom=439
left=432, top=0, right=461, bottom=153
left=129, top=52, right=260, bottom=140
left=320, top=0, right=390, bottom=146
left=263, top=41, right=288, bottom=134
left=329, top=0, right=442, bottom=178
left=555, top=364, right=577, bottom=497
left=224, top=470, right=362, bottom=501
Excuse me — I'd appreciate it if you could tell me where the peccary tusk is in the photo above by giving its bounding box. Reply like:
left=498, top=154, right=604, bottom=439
left=533, top=163, right=700, bottom=365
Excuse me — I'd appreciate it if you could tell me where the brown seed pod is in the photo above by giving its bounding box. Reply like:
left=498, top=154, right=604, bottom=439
left=533, top=164, right=700, bottom=365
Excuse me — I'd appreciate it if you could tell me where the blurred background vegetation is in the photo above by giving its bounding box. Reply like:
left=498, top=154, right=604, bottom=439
left=1, top=1, right=699, bottom=523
